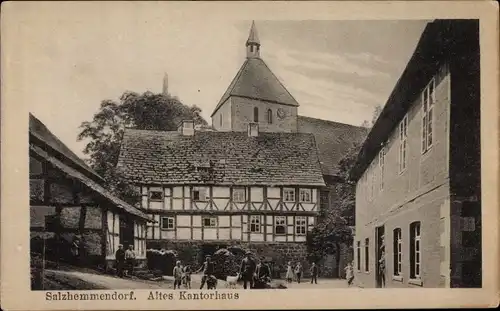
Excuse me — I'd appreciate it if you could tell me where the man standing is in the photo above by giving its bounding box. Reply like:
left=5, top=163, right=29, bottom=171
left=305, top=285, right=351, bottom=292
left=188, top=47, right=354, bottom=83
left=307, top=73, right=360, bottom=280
left=310, top=262, right=319, bottom=284
left=124, top=245, right=136, bottom=277
left=115, top=244, right=125, bottom=278
left=197, top=256, right=215, bottom=290
left=254, top=257, right=271, bottom=288
left=239, top=251, right=256, bottom=289
left=379, top=235, right=386, bottom=288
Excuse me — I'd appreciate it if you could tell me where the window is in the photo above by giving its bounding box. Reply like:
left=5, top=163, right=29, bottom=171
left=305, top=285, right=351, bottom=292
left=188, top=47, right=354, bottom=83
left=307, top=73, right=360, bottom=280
left=149, top=190, right=164, bottom=201
left=393, top=228, right=402, bottom=276
left=422, top=79, right=435, bottom=153
left=203, top=217, right=217, bottom=227
left=193, top=187, right=209, bottom=201
left=283, top=188, right=295, bottom=202
left=267, top=109, right=273, bottom=124
left=399, top=115, right=408, bottom=172
left=364, top=238, right=369, bottom=272
left=275, top=216, right=286, bottom=235
left=295, top=216, right=306, bottom=235
left=410, top=222, right=421, bottom=279
left=250, top=215, right=261, bottom=233
left=232, top=188, right=246, bottom=203
left=250, top=45, right=254, bottom=53
left=161, top=217, right=175, bottom=230
left=299, top=189, right=312, bottom=203
left=379, top=146, right=385, bottom=191
left=356, top=241, right=361, bottom=271
left=220, top=113, right=223, bottom=127
left=253, top=107, right=259, bottom=122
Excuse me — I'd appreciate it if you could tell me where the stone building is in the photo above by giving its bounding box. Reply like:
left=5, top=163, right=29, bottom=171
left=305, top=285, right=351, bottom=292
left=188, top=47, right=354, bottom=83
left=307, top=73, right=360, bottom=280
left=350, top=20, right=481, bottom=288
left=116, top=21, right=366, bottom=277
left=29, top=114, right=151, bottom=270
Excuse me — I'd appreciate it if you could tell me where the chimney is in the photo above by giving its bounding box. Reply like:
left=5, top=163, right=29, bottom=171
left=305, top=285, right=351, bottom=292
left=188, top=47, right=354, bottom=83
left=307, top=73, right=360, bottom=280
left=178, top=120, right=195, bottom=136
left=247, top=122, right=259, bottom=137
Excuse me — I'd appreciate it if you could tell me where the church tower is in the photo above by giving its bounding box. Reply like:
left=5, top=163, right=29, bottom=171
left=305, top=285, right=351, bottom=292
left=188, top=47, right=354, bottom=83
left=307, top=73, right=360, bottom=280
left=211, top=21, right=299, bottom=133
left=162, top=72, right=169, bottom=95
left=246, top=21, right=260, bottom=59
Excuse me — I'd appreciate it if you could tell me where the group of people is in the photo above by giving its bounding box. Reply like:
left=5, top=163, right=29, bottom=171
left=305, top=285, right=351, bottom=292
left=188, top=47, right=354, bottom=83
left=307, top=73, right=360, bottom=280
left=239, top=251, right=272, bottom=289
left=114, top=244, right=137, bottom=278
left=285, top=261, right=320, bottom=284
left=172, top=260, right=193, bottom=289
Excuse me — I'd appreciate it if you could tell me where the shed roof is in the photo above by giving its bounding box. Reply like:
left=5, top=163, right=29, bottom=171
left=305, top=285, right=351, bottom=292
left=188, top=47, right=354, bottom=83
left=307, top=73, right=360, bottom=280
left=349, top=19, right=479, bottom=181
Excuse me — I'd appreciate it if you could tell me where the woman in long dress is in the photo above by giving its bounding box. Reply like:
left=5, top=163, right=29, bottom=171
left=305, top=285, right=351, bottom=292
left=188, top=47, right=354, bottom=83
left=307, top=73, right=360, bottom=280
left=285, top=262, right=294, bottom=283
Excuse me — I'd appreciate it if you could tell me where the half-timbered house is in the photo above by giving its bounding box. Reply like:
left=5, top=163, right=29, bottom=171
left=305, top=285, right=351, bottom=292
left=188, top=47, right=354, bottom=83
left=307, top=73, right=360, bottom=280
left=29, top=114, right=151, bottom=270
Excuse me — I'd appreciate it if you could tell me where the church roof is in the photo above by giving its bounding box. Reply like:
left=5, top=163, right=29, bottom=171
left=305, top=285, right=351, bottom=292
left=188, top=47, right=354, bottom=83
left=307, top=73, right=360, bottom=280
left=211, top=58, right=300, bottom=117
left=297, top=116, right=368, bottom=177
left=117, top=129, right=325, bottom=186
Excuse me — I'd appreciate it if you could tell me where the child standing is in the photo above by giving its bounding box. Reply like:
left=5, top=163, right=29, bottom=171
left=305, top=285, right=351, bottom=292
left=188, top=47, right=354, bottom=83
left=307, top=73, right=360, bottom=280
left=182, top=264, right=192, bottom=289
left=294, top=262, right=303, bottom=283
left=173, top=261, right=183, bottom=289
left=285, top=262, right=294, bottom=283
left=344, top=262, right=354, bottom=287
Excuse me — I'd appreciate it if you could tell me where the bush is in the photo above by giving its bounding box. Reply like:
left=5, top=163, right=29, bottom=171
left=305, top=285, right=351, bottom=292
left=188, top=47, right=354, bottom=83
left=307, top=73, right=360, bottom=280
left=146, top=249, right=178, bottom=275
left=212, top=247, right=257, bottom=280
left=212, top=248, right=237, bottom=280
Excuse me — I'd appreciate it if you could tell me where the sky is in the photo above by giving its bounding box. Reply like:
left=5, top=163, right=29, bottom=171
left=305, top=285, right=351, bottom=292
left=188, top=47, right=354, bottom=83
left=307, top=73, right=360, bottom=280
left=15, top=5, right=429, bottom=159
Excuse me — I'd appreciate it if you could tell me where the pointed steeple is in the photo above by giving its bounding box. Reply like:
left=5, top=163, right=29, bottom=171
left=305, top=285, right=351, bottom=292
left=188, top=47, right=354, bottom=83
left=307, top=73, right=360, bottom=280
left=246, top=21, right=260, bottom=59
left=162, top=72, right=169, bottom=95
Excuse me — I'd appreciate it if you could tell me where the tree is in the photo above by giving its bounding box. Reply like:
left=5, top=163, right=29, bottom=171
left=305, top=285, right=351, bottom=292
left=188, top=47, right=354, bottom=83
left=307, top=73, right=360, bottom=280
left=360, top=105, right=383, bottom=128
left=371, top=105, right=383, bottom=126
left=78, top=91, right=207, bottom=204
left=306, top=140, right=363, bottom=276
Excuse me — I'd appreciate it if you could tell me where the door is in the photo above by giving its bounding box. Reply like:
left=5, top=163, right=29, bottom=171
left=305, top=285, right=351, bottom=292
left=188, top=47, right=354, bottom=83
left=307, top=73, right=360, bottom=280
left=375, top=225, right=385, bottom=288
left=119, top=216, right=135, bottom=249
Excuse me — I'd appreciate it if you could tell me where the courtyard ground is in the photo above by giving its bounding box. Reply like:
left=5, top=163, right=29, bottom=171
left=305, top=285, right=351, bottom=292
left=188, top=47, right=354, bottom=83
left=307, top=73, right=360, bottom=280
left=42, top=269, right=350, bottom=290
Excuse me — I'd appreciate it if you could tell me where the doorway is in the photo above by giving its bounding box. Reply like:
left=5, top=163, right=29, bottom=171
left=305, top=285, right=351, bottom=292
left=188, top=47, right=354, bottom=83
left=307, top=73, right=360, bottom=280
left=375, top=225, right=385, bottom=288
left=119, top=216, right=134, bottom=250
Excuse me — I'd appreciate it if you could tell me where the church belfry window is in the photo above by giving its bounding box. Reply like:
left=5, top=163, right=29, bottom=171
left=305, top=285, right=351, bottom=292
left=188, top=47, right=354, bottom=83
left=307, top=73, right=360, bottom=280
left=254, top=107, right=259, bottom=122
left=267, top=109, right=273, bottom=124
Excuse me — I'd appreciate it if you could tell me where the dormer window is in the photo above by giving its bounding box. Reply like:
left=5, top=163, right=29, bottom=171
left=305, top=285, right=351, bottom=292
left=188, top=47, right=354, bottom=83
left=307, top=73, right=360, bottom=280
left=149, top=190, right=164, bottom=202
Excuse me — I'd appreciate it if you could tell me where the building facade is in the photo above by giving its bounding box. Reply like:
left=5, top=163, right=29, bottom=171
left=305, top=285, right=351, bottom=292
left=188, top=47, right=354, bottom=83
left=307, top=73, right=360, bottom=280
left=29, top=114, right=151, bottom=271
left=350, top=20, right=481, bottom=288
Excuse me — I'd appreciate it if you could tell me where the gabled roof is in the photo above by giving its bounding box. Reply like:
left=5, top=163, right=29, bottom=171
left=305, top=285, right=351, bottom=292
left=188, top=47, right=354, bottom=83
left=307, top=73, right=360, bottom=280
left=211, top=58, right=300, bottom=117
left=29, top=113, right=103, bottom=182
left=30, top=144, right=151, bottom=221
left=297, top=116, right=368, bottom=177
left=117, top=129, right=325, bottom=186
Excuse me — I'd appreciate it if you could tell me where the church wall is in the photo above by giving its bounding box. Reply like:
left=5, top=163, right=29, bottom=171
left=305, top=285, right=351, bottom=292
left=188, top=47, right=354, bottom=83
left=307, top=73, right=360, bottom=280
left=230, top=97, right=297, bottom=133
left=212, top=98, right=233, bottom=132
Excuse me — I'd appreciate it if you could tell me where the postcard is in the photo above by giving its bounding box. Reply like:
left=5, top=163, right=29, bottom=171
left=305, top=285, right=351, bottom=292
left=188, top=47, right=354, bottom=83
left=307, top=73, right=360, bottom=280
left=1, top=1, right=499, bottom=310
